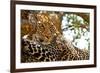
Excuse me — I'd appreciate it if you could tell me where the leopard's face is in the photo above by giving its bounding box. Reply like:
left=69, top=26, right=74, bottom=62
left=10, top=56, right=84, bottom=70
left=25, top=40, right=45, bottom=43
left=36, top=23, right=53, bottom=45
left=35, top=13, right=56, bottom=44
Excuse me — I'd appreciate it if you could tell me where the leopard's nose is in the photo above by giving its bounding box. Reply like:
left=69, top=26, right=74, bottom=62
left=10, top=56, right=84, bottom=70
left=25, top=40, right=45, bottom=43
left=39, top=38, right=44, bottom=42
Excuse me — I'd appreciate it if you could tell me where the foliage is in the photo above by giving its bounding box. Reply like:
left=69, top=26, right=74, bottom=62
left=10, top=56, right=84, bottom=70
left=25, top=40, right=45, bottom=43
left=61, top=13, right=90, bottom=50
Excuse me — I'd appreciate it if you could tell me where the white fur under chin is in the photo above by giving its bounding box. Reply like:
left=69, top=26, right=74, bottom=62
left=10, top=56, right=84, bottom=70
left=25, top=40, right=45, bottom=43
left=22, top=34, right=28, bottom=39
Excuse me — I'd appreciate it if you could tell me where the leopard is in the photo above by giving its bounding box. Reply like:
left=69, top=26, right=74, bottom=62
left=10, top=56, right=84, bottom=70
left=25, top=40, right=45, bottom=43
left=21, top=12, right=89, bottom=63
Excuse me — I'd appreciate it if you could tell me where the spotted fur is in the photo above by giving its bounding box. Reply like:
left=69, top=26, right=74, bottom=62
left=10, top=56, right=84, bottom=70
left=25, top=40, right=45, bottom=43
left=21, top=36, right=89, bottom=63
